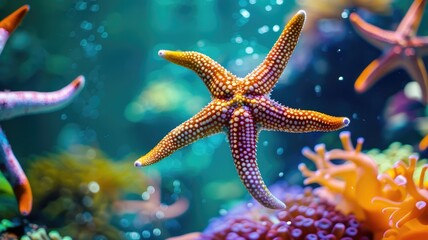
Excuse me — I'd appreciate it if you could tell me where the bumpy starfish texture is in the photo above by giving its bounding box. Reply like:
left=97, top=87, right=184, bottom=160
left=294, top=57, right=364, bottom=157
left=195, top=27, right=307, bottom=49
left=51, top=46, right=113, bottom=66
left=0, top=6, right=85, bottom=216
left=0, top=76, right=85, bottom=121
left=135, top=10, right=350, bottom=209
left=350, top=0, right=428, bottom=104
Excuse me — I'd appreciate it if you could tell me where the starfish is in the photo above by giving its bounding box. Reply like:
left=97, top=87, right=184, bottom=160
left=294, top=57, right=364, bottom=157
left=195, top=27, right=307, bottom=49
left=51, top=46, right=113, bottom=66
left=0, top=5, right=29, bottom=55
left=134, top=10, right=350, bottom=209
left=350, top=0, right=428, bottom=104
left=0, top=5, right=85, bottom=216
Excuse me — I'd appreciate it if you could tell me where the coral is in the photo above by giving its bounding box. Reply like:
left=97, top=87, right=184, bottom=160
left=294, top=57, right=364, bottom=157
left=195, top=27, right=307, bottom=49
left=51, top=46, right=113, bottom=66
left=171, top=184, right=372, bottom=240
left=300, top=131, right=428, bottom=239
left=0, top=219, right=71, bottom=240
left=26, top=146, right=148, bottom=239
left=366, top=142, right=427, bottom=186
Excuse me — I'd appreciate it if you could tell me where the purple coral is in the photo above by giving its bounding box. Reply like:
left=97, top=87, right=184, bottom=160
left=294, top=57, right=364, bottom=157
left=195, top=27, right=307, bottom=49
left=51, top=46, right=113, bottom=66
left=200, top=185, right=372, bottom=240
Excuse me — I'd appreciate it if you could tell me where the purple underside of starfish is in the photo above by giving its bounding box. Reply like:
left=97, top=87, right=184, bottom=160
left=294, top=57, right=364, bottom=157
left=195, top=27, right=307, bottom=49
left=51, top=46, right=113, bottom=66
left=350, top=0, right=428, bottom=104
left=135, top=10, right=350, bottom=209
left=0, top=5, right=86, bottom=216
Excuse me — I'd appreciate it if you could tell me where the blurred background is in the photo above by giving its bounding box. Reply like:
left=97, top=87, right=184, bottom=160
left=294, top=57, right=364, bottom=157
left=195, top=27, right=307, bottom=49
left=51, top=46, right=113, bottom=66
left=0, top=0, right=427, bottom=239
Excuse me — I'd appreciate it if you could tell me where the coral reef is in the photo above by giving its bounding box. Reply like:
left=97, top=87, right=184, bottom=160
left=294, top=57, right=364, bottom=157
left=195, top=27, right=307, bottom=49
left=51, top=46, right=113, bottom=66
left=300, top=131, right=428, bottom=239
left=26, top=146, right=148, bottom=239
left=0, top=219, right=71, bottom=240
left=170, top=184, right=372, bottom=239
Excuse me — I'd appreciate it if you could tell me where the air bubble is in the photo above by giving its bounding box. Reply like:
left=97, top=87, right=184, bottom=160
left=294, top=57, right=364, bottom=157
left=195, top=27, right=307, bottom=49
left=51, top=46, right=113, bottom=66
left=240, top=9, right=250, bottom=18
left=153, top=228, right=161, bottom=236
left=341, top=9, right=349, bottom=19
left=88, top=181, right=100, bottom=193
left=277, top=147, right=284, bottom=155
left=258, top=25, right=269, bottom=34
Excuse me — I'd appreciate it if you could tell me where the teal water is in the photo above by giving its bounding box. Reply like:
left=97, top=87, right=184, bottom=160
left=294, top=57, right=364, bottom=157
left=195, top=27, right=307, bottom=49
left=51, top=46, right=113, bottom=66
left=0, top=0, right=426, bottom=239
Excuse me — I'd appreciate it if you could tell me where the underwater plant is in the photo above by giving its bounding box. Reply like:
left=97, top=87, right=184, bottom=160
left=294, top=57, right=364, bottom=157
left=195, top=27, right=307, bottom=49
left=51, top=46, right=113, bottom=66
left=0, top=219, right=71, bottom=240
left=26, top=146, right=149, bottom=239
left=350, top=0, right=428, bottom=104
left=299, top=131, right=428, bottom=239
left=0, top=5, right=85, bottom=216
left=134, top=9, right=350, bottom=209
left=27, top=146, right=188, bottom=239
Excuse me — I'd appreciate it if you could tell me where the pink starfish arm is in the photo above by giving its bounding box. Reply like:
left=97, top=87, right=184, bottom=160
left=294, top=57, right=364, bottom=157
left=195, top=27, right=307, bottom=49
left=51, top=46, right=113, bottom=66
left=242, top=10, right=305, bottom=95
left=354, top=50, right=401, bottom=93
left=158, top=50, right=236, bottom=98
left=0, top=5, right=29, bottom=55
left=250, top=96, right=349, bottom=132
left=349, top=13, right=396, bottom=49
left=135, top=99, right=229, bottom=167
left=0, top=127, right=32, bottom=216
left=228, top=107, right=285, bottom=209
left=0, top=76, right=85, bottom=121
left=403, top=56, right=428, bottom=103
left=397, top=0, right=427, bottom=36
left=412, top=36, right=428, bottom=55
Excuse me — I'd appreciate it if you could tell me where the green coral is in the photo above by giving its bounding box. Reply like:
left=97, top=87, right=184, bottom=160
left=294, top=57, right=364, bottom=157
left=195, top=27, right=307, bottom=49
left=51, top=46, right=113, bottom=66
left=0, top=219, right=71, bottom=240
left=366, top=142, right=427, bottom=184
left=26, top=145, right=148, bottom=239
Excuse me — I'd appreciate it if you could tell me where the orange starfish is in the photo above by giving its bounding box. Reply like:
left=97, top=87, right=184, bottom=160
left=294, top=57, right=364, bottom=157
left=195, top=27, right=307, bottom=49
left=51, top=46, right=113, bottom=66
left=135, top=10, right=350, bottom=209
left=350, top=0, right=428, bottom=104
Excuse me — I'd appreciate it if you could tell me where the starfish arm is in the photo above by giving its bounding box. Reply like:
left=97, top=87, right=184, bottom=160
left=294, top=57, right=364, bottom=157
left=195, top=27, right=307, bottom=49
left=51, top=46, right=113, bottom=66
left=251, top=97, right=349, bottom=132
left=403, top=56, right=428, bottom=104
left=243, top=10, right=305, bottom=95
left=158, top=50, right=236, bottom=98
left=397, top=0, right=427, bottom=36
left=0, top=127, right=32, bottom=216
left=134, top=99, right=228, bottom=167
left=228, top=107, right=285, bottom=209
left=354, top=50, right=401, bottom=93
left=412, top=37, right=428, bottom=55
left=349, top=13, right=396, bottom=48
left=0, top=76, right=85, bottom=121
left=0, top=5, right=29, bottom=55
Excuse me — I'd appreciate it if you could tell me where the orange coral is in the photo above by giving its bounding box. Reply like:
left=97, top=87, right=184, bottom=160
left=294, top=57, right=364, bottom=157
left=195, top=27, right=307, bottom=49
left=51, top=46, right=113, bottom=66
left=299, top=131, right=428, bottom=240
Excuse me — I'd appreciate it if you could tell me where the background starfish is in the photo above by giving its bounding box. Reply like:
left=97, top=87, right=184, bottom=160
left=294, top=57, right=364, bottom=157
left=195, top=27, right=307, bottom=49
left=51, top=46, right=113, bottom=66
left=0, top=5, right=85, bottom=216
left=350, top=0, right=428, bottom=104
left=135, top=10, right=350, bottom=209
